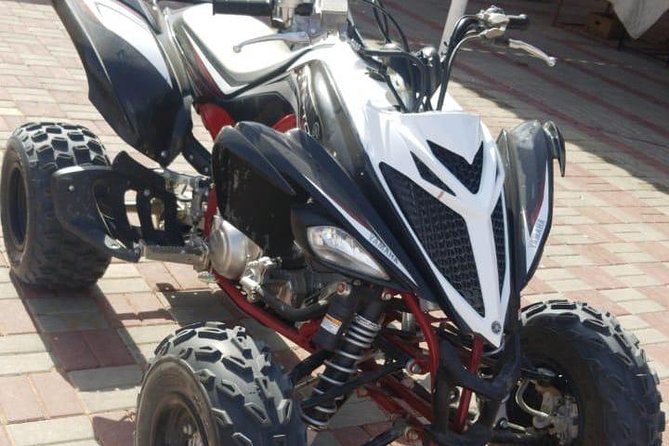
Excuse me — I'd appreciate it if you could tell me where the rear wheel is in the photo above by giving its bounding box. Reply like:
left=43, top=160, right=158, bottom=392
left=135, top=322, right=307, bottom=446
left=0, top=122, right=111, bottom=290
left=508, top=300, right=664, bottom=445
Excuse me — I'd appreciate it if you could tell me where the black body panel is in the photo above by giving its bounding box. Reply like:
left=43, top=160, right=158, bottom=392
left=213, top=122, right=434, bottom=294
left=497, top=120, right=564, bottom=291
left=53, top=0, right=194, bottom=167
left=51, top=152, right=184, bottom=262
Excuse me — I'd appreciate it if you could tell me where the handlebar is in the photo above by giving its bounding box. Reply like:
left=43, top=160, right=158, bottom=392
left=506, top=13, right=529, bottom=30
left=212, top=0, right=274, bottom=16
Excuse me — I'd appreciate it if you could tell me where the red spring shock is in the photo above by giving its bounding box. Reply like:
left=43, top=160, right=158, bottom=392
left=453, top=336, right=485, bottom=433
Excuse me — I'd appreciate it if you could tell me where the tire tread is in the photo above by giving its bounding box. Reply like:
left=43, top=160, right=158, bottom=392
left=2, top=122, right=111, bottom=289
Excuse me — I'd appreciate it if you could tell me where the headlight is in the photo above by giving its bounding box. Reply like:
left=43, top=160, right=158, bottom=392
left=307, top=226, right=390, bottom=280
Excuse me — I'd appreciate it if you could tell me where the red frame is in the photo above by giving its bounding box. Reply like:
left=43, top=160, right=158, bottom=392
left=198, top=106, right=482, bottom=441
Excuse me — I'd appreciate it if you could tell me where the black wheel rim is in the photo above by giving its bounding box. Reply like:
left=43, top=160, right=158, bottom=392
left=152, top=394, right=208, bottom=446
left=7, top=166, right=27, bottom=251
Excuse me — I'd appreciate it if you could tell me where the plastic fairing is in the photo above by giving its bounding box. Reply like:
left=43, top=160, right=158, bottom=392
left=53, top=0, right=193, bottom=167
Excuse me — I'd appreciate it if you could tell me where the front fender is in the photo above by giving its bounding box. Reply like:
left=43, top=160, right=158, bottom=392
left=213, top=122, right=426, bottom=292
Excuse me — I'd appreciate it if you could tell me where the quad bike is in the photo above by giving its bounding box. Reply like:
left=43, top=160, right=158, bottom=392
left=1, top=0, right=664, bottom=444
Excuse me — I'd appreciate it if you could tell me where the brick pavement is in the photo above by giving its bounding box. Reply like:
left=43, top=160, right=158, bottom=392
left=0, top=0, right=667, bottom=445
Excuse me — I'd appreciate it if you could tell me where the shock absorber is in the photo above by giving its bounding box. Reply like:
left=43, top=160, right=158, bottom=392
left=302, top=291, right=386, bottom=428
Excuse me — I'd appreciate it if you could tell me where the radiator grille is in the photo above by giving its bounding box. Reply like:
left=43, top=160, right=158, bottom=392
left=381, top=164, right=484, bottom=316
left=428, top=141, right=483, bottom=194
left=492, top=198, right=506, bottom=295
left=411, top=153, right=454, bottom=196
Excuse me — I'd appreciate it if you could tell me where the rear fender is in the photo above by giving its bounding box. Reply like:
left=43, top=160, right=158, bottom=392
left=213, top=122, right=427, bottom=292
left=53, top=0, right=192, bottom=167
left=497, top=120, right=566, bottom=290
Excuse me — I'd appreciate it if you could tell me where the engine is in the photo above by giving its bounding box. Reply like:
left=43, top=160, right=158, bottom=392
left=208, top=214, right=344, bottom=313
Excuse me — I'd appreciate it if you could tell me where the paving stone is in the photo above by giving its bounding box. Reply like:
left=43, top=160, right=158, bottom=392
left=616, top=314, right=649, bottom=331
left=80, top=387, right=139, bottom=413
left=601, top=288, right=648, bottom=302
left=103, top=264, right=141, bottom=279
left=332, top=426, right=371, bottom=446
left=310, top=431, right=340, bottom=446
left=135, top=262, right=173, bottom=291
left=619, top=275, right=661, bottom=288
left=0, top=352, right=54, bottom=376
left=7, top=415, right=95, bottom=446
left=30, top=371, right=84, bottom=418
left=26, top=297, right=100, bottom=315
left=35, top=312, right=108, bottom=333
left=0, top=282, right=18, bottom=299
left=328, top=395, right=388, bottom=429
left=0, top=427, right=10, bottom=446
left=0, top=299, right=35, bottom=334
left=91, top=411, right=134, bottom=446
left=46, top=332, right=98, bottom=372
left=619, top=299, right=665, bottom=315
left=0, top=375, right=44, bottom=422
left=68, top=365, right=142, bottom=392
left=240, top=318, right=293, bottom=352
left=82, top=330, right=135, bottom=368
left=0, top=333, right=47, bottom=355
left=632, top=328, right=668, bottom=346
left=53, top=442, right=100, bottom=446
left=547, top=278, right=589, bottom=293
left=117, top=324, right=177, bottom=346
left=98, top=278, right=151, bottom=295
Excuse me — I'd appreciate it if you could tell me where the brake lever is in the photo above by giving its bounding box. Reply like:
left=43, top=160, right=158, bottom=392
left=508, top=38, right=557, bottom=67
left=233, top=31, right=310, bottom=53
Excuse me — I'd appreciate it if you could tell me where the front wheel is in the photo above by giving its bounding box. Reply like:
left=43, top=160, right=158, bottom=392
left=507, top=300, right=664, bottom=445
left=135, top=322, right=307, bottom=446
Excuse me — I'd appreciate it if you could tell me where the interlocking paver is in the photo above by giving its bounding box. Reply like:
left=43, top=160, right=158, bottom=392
left=46, top=332, right=99, bottom=372
left=68, top=365, right=142, bottom=392
left=35, top=312, right=109, bottom=333
left=79, top=387, right=139, bottom=414
left=91, top=411, right=134, bottom=446
left=6, top=415, right=95, bottom=446
left=0, top=352, right=54, bottom=376
left=82, top=330, right=135, bottom=368
left=31, top=371, right=83, bottom=418
left=0, top=375, right=43, bottom=423
left=0, top=427, right=9, bottom=446
left=0, top=333, right=47, bottom=355
left=0, top=299, right=35, bottom=334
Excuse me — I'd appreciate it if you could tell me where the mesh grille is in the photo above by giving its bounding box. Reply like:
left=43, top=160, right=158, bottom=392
left=492, top=198, right=506, bottom=295
left=428, top=141, right=484, bottom=194
left=381, top=163, right=484, bottom=316
left=411, top=153, right=454, bottom=196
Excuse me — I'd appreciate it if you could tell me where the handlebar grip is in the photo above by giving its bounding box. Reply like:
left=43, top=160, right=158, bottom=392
left=212, top=0, right=274, bottom=16
left=507, top=14, right=530, bottom=30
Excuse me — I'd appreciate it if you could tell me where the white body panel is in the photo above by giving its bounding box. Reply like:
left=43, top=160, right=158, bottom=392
left=290, top=43, right=510, bottom=346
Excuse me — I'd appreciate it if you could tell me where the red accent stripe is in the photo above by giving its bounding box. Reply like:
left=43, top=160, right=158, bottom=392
left=216, top=275, right=315, bottom=351
left=196, top=103, right=235, bottom=139
left=402, top=293, right=440, bottom=389
left=272, top=113, right=298, bottom=133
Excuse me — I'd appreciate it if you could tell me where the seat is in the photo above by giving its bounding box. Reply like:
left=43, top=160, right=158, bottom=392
left=174, top=5, right=295, bottom=88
